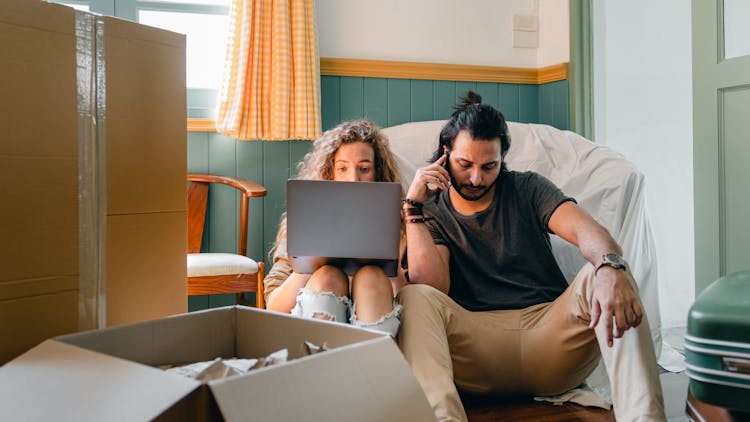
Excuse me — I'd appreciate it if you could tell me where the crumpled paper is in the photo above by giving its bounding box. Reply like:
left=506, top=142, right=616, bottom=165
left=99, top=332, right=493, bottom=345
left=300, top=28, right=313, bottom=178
left=533, top=385, right=611, bottom=410
left=163, top=340, right=330, bottom=382
left=165, top=349, right=288, bottom=382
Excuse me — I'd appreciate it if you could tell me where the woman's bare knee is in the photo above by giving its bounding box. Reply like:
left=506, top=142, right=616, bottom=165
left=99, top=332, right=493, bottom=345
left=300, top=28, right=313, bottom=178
left=352, top=265, right=394, bottom=323
left=306, top=265, right=348, bottom=296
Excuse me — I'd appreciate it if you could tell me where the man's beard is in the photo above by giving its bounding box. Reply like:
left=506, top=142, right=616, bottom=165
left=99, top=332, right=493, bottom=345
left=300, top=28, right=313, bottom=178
left=448, top=166, right=500, bottom=202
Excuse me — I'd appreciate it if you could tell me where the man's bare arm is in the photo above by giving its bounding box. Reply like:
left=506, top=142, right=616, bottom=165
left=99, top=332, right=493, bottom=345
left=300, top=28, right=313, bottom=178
left=548, top=201, right=643, bottom=347
left=403, top=153, right=452, bottom=293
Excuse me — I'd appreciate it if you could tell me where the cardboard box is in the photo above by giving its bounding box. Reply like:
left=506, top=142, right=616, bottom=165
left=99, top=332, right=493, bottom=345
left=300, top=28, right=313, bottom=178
left=100, top=8, right=188, bottom=328
left=0, top=306, right=436, bottom=422
left=0, top=0, right=80, bottom=364
left=0, top=0, right=186, bottom=363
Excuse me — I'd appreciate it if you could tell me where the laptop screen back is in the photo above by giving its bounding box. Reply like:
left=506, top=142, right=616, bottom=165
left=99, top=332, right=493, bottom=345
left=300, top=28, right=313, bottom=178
left=286, top=180, right=402, bottom=276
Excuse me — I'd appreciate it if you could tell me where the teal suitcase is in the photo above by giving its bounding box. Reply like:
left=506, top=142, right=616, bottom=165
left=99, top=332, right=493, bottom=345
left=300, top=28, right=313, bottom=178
left=685, top=271, right=750, bottom=412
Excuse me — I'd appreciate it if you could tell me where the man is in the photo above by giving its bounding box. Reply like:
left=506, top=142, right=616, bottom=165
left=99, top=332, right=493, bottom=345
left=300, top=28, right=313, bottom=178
left=398, top=92, right=665, bottom=422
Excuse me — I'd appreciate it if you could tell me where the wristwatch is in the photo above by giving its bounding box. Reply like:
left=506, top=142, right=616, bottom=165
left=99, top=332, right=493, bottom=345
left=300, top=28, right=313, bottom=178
left=595, top=253, right=627, bottom=275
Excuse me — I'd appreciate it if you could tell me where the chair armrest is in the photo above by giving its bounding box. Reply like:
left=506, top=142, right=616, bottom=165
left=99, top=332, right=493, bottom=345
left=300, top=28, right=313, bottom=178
left=188, top=173, right=267, bottom=197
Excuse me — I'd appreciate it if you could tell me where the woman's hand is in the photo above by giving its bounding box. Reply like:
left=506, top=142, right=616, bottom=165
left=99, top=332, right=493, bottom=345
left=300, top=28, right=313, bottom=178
left=405, top=152, right=451, bottom=203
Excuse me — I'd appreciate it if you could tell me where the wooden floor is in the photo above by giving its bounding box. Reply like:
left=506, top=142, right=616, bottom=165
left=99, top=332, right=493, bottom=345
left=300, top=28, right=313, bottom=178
left=460, top=371, right=710, bottom=421
left=462, top=392, right=615, bottom=422
left=453, top=379, right=750, bottom=422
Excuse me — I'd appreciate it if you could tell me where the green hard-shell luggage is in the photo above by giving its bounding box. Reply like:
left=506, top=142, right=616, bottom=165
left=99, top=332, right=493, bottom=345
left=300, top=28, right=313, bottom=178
left=686, top=271, right=750, bottom=412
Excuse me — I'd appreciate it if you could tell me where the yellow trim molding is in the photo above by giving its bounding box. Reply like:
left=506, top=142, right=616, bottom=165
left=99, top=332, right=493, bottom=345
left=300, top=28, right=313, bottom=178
left=188, top=59, right=569, bottom=132
left=537, top=64, right=569, bottom=84
left=320, top=58, right=568, bottom=85
left=187, top=118, right=216, bottom=132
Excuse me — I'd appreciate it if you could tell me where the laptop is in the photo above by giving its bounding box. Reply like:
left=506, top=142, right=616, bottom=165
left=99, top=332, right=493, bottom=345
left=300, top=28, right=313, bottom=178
left=286, top=179, right=402, bottom=277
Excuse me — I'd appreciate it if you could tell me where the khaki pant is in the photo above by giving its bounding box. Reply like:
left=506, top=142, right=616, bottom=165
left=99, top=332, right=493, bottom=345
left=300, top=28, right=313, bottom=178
left=397, top=264, right=665, bottom=422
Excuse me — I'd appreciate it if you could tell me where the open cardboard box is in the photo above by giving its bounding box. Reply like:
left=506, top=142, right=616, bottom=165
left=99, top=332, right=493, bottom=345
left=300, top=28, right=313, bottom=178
left=0, top=306, right=435, bottom=421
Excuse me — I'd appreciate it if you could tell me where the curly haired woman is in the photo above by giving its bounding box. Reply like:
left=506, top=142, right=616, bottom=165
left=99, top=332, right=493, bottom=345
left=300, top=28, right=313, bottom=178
left=264, top=120, right=406, bottom=336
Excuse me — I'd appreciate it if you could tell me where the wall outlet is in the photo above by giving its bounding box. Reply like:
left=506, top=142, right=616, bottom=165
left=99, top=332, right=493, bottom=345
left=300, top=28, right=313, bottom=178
left=513, top=30, right=538, bottom=48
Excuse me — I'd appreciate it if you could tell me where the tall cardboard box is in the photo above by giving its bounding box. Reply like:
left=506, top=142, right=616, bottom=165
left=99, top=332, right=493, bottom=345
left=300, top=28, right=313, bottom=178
left=100, top=9, right=187, bottom=328
left=0, top=0, right=187, bottom=364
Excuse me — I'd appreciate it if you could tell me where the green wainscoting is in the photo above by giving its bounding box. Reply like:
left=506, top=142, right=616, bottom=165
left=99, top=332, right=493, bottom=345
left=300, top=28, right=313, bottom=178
left=188, top=76, right=568, bottom=311
left=322, top=76, right=568, bottom=131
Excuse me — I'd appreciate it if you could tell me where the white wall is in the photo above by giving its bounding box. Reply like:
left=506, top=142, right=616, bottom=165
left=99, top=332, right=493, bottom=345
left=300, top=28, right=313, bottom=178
left=592, top=0, right=694, bottom=329
left=317, top=0, right=568, bottom=68
left=538, top=0, right=570, bottom=67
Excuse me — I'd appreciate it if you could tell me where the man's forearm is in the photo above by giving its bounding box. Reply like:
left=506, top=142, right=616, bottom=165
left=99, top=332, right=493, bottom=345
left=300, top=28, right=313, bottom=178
left=405, top=222, right=450, bottom=293
left=577, top=224, right=623, bottom=269
left=548, top=202, right=623, bottom=269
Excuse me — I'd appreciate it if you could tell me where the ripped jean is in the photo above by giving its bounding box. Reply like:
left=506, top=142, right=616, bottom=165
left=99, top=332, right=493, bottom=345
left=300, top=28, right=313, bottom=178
left=290, top=288, right=402, bottom=337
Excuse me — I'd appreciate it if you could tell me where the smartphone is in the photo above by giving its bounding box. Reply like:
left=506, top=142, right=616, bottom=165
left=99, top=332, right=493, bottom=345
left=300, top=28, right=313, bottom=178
left=434, top=150, right=449, bottom=203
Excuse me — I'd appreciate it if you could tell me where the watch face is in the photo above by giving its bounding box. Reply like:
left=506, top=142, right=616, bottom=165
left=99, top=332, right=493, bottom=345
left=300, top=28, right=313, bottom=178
left=604, top=253, right=626, bottom=267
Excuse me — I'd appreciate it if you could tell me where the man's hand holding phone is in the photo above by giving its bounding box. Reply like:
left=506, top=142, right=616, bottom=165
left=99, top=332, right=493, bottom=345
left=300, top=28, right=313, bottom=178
left=405, top=150, right=451, bottom=205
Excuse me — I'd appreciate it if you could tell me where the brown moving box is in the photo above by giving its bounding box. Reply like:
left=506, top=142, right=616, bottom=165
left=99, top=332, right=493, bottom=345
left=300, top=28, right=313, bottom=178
left=0, top=306, right=436, bottom=422
left=0, top=0, right=186, bottom=363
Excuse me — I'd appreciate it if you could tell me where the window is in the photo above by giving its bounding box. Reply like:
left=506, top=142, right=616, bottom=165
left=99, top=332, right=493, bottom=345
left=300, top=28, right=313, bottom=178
left=138, top=9, right=228, bottom=90
left=49, top=0, right=230, bottom=116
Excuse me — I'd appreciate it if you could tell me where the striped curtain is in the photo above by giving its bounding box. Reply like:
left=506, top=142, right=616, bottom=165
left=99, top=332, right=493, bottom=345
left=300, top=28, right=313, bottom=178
left=217, top=0, right=321, bottom=141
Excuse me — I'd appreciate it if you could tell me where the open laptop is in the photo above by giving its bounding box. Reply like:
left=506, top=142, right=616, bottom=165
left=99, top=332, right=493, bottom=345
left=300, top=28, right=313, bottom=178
left=286, top=179, right=402, bottom=277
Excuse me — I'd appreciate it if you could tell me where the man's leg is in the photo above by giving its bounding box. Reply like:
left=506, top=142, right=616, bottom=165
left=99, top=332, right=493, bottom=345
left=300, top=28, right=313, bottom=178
left=524, top=264, right=665, bottom=421
left=583, top=265, right=666, bottom=421
left=398, top=284, right=525, bottom=422
left=398, top=284, right=468, bottom=422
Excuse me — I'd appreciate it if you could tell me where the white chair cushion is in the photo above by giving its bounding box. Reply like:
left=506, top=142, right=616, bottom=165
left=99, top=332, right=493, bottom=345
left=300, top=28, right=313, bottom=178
left=187, top=253, right=259, bottom=277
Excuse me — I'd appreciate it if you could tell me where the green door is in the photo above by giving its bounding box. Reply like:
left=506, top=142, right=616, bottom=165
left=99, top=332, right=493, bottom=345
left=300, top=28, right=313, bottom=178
left=693, top=0, right=750, bottom=293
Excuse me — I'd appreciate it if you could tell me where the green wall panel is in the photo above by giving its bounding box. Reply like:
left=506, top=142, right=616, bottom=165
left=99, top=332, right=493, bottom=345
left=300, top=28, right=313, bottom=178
left=187, top=132, right=209, bottom=172
left=388, top=79, right=411, bottom=126
left=455, top=81, right=477, bottom=101
left=410, top=80, right=434, bottom=122
left=433, top=81, right=456, bottom=120
left=262, top=141, right=291, bottom=255
left=290, top=140, right=313, bottom=177
left=498, top=84, right=519, bottom=122
left=188, top=75, right=568, bottom=310
left=188, top=296, right=208, bottom=312
left=518, top=84, right=539, bottom=123
left=539, top=82, right=555, bottom=126
left=208, top=293, right=237, bottom=308
left=363, top=78, right=388, bottom=127
left=321, top=76, right=340, bottom=131
left=476, top=82, right=499, bottom=110
left=552, top=80, right=570, bottom=130
left=340, top=77, right=364, bottom=122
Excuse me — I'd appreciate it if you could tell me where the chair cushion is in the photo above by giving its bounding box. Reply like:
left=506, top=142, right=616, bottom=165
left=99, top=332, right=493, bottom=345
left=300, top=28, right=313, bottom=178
left=187, top=253, right=259, bottom=277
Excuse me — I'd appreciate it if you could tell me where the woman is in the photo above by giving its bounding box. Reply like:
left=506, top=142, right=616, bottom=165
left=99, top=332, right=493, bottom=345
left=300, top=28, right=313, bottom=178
left=265, top=120, right=406, bottom=337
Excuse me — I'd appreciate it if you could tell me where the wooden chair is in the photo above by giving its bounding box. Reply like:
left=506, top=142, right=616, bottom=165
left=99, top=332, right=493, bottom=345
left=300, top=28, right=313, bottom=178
left=187, top=173, right=267, bottom=308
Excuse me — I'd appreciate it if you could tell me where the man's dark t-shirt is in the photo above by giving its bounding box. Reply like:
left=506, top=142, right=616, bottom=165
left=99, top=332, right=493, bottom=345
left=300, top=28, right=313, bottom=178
left=423, top=170, right=575, bottom=311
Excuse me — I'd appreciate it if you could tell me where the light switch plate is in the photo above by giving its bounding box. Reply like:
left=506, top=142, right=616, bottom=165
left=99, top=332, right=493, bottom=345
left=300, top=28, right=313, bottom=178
left=513, top=14, right=538, bottom=32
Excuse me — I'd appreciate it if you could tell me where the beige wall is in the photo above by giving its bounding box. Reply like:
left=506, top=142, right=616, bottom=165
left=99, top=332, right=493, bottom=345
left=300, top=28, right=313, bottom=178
left=317, top=0, right=569, bottom=68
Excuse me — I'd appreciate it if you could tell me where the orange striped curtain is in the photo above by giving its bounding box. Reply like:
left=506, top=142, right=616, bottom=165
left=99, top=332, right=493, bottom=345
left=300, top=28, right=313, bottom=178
left=217, top=0, right=321, bottom=141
